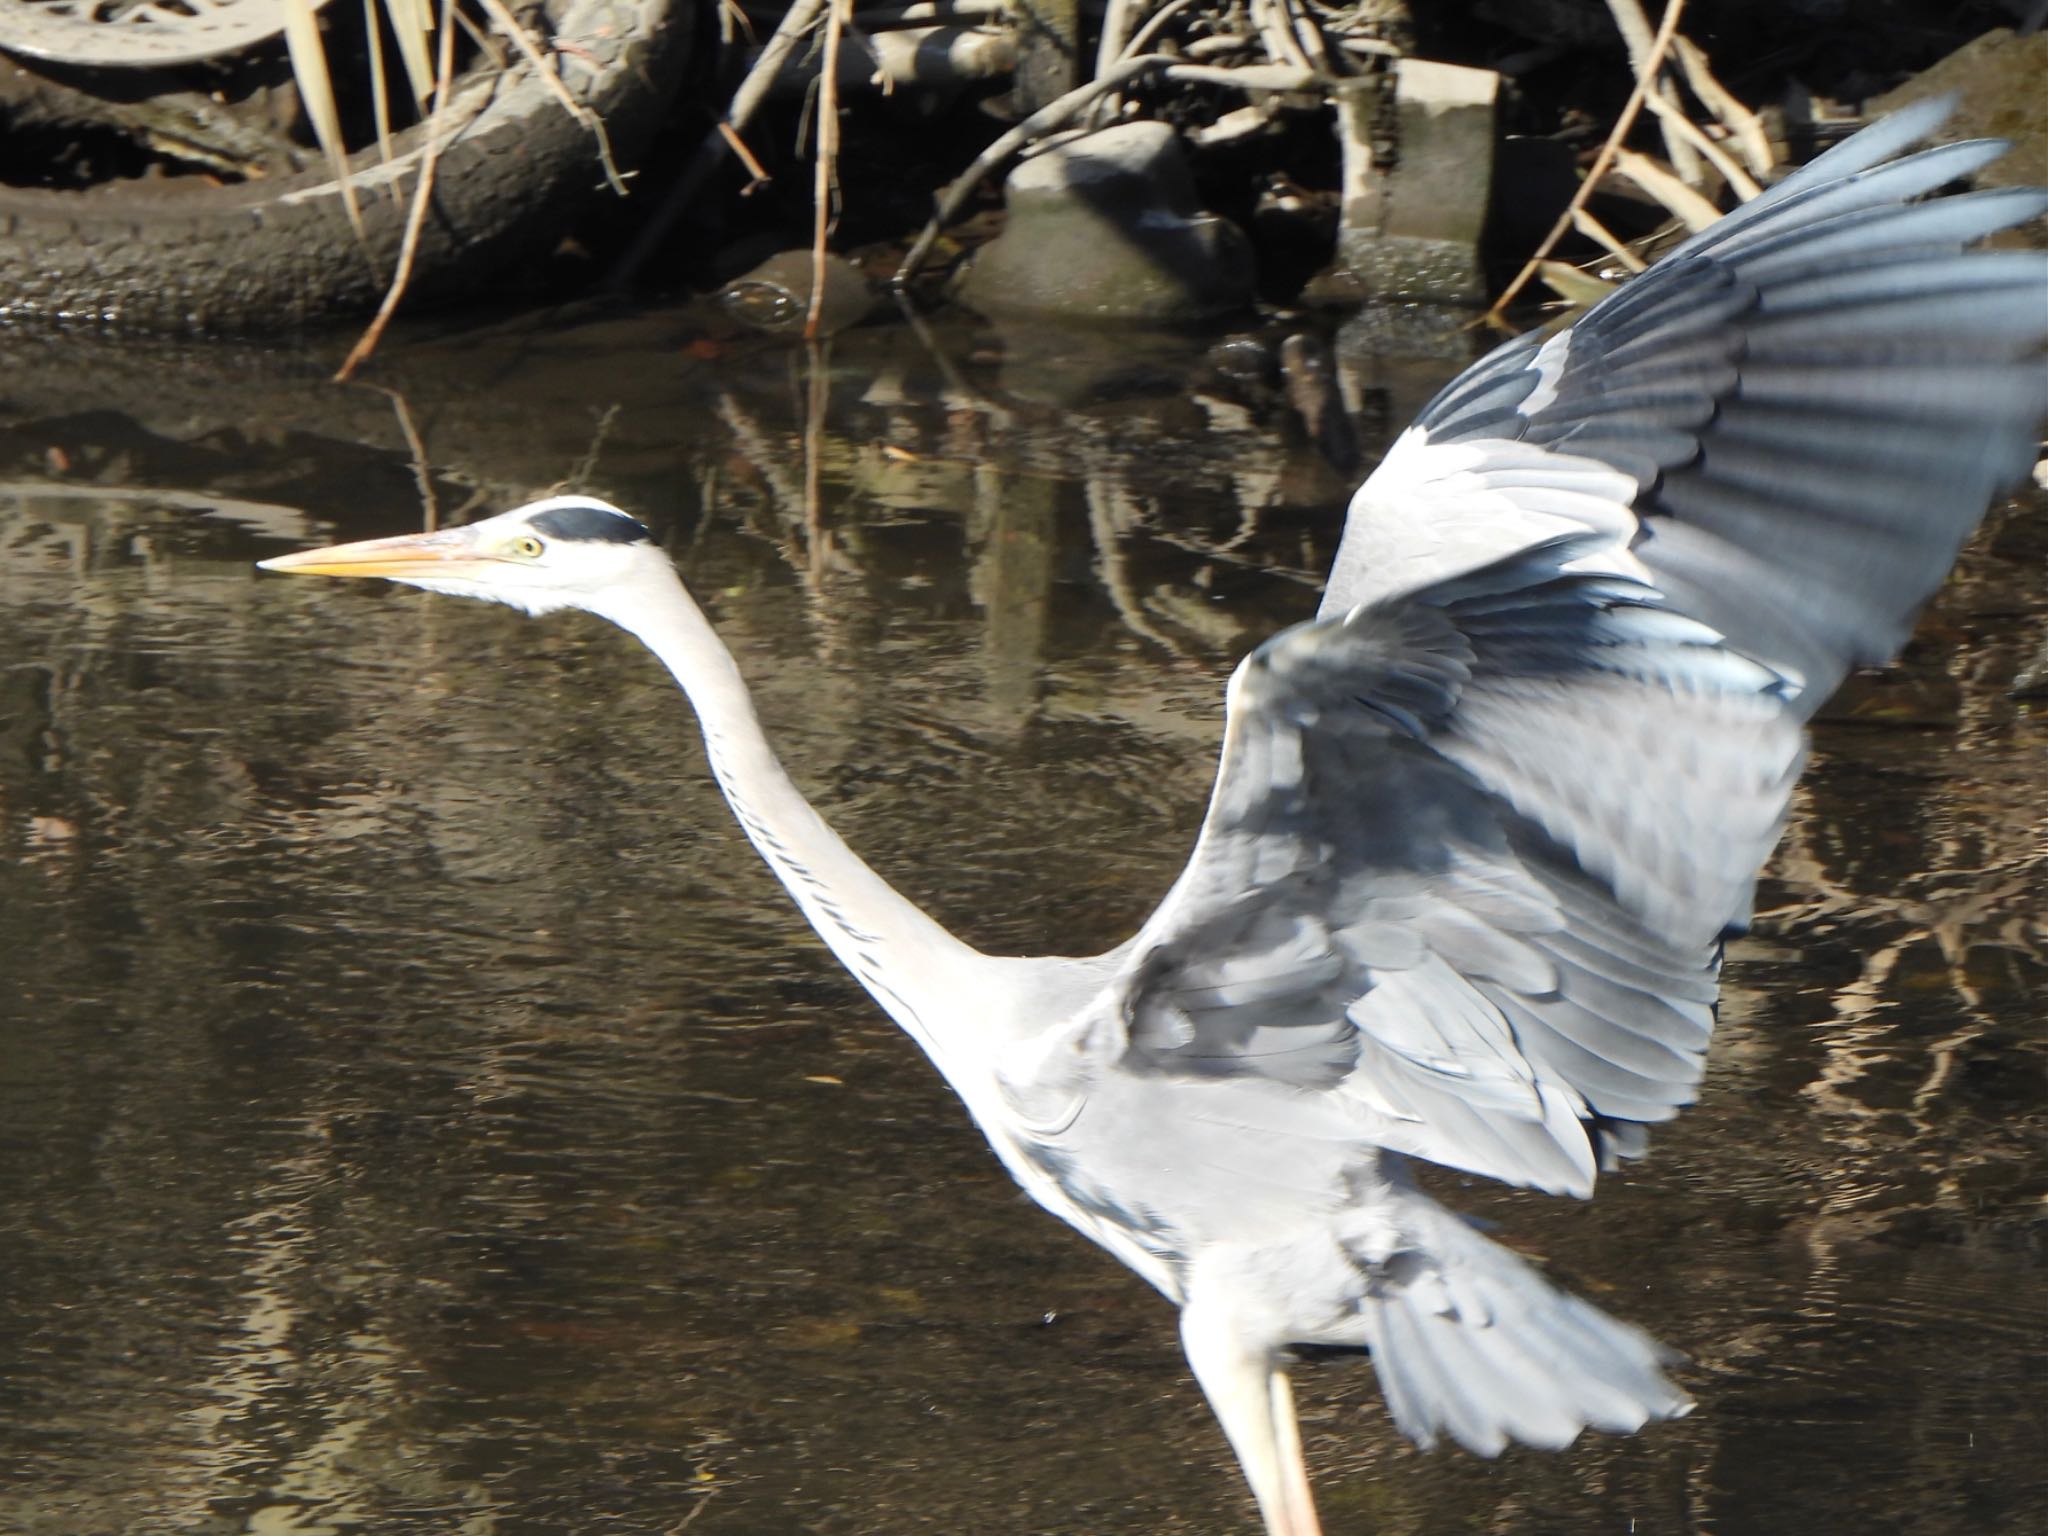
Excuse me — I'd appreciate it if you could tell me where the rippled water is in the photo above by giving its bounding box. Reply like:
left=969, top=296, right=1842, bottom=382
left=0, top=308, right=2041, bottom=1536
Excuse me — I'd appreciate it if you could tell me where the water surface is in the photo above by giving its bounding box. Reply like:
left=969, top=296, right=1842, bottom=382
left=0, top=307, right=2041, bottom=1535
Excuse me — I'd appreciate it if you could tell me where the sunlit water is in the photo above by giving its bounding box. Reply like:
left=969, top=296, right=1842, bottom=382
left=0, top=307, right=2041, bottom=1536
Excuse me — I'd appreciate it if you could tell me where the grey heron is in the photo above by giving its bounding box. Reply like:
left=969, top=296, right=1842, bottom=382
left=261, top=98, right=2048, bottom=1535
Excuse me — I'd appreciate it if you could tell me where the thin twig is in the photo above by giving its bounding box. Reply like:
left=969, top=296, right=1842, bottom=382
left=1165, top=61, right=1316, bottom=88
left=1484, top=0, right=1686, bottom=325
left=806, top=0, right=850, bottom=339
left=283, top=0, right=366, bottom=242
left=363, top=0, right=393, bottom=165
left=1280, top=0, right=1337, bottom=75
left=1249, top=0, right=1314, bottom=75
left=566, top=402, right=622, bottom=493
left=335, top=0, right=458, bottom=381
left=718, top=120, right=771, bottom=191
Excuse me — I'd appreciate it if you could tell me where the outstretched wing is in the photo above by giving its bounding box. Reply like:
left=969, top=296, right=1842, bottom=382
left=1092, top=102, right=2047, bottom=1198
left=1326, top=93, right=2048, bottom=707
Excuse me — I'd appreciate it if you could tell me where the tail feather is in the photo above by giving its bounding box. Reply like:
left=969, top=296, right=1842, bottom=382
left=1359, top=1197, right=1692, bottom=1455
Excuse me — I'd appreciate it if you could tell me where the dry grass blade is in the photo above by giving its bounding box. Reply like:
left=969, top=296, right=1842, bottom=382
left=335, top=0, right=460, bottom=381
left=362, top=0, right=394, bottom=162
left=383, top=0, right=440, bottom=107
left=1612, top=145, right=1722, bottom=231
left=1569, top=207, right=1647, bottom=270
left=282, top=0, right=366, bottom=241
left=1536, top=260, right=1618, bottom=309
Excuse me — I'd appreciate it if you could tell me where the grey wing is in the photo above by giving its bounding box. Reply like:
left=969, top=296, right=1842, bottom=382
left=1105, top=554, right=1801, bottom=1197
left=1323, top=93, right=2048, bottom=710
left=1097, top=101, right=2046, bottom=1199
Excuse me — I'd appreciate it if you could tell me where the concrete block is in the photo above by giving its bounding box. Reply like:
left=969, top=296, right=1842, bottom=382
left=1330, top=58, right=1500, bottom=305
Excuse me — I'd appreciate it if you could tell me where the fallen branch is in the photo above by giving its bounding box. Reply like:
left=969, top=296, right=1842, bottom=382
left=1601, top=0, right=1702, bottom=185
left=1640, top=85, right=1762, bottom=198
left=1095, top=0, right=1143, bottom=78
left=1484, top=0, right=1686, bottom=325
left=1612, top=145, right=1721, bottom=231
left=1670, top=35, right=1775, bottom=178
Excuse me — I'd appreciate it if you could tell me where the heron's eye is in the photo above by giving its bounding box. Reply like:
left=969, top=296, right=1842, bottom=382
left=511, top=535, right=545, bottom=560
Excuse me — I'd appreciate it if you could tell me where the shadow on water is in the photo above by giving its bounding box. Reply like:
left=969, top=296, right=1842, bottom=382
left=0, top=302, right=2041, bottom=1536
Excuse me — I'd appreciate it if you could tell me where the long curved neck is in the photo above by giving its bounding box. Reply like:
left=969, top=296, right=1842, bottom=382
left=593, top=560, right=983, bottom=1060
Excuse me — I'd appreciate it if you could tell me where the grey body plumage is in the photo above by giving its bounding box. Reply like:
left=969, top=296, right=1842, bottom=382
left=261, top=98, right=2048, bottom=1535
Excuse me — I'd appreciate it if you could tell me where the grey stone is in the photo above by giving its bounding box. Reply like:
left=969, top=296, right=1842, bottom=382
left=719, top=251, right=876, bottom=336
left=957, top=123, right=1255, bottom=323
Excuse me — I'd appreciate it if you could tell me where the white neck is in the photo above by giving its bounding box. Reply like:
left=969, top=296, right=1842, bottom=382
left=591, top=559, right=985, bottom=1068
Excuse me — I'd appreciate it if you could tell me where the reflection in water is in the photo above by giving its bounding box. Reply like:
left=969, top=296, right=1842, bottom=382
left=0, top=309, right=2042, bottom=1535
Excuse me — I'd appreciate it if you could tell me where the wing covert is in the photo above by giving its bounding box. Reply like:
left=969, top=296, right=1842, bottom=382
left=1105, top=552, right=1802, bottom=1197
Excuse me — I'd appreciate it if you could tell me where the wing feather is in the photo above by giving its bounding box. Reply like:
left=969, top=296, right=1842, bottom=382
left=1329, top=104, right=2047, bottom=704
left=1079, top=103, right=2045, bottom=1200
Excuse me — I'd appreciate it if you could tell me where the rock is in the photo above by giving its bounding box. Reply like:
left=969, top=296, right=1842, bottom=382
left=1871, top=29, right=2048, bottom=248
left=956, top=122, right=1255, bottom=324
left=1320, top=58, right=1500, bottom=306
left=719, top=251, right=877, bottom=335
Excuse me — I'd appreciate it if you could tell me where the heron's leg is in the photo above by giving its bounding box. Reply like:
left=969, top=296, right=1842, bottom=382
left=1180, top=1301, right=1325, bottom=1536
left=1267, top=1364, right=1319, bottom=1528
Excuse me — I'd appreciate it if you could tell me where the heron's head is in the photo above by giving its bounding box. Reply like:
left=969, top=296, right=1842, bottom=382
left=258, top=496, right=663, bottom=617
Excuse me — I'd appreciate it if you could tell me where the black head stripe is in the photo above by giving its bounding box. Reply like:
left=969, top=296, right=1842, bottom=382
left=529, top=502, right=653, bottom=544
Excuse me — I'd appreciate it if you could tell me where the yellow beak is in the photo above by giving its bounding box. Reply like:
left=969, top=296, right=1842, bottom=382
left=258, top=527, right=485, bottom=581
